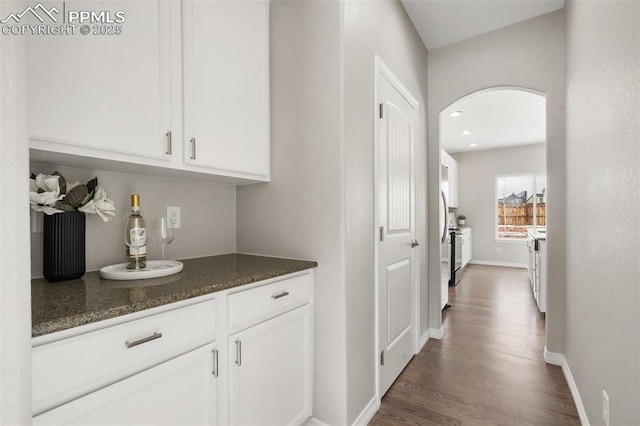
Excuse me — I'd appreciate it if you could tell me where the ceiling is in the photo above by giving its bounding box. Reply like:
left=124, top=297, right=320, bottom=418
left=440, top=88, right=546, bottom=153
left=401, top=0, right=565, bottom=50
left=400, top=1, right=561, bottom=154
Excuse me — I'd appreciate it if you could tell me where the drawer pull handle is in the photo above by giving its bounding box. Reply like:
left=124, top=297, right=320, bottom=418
left=235, top=340, right=242, bottom=366
left=190, top=137, right=196, bottom=160
left=125, top=332, right=163, bottom=349
left=212, top=349, right=219, bottom=377
left=271, top=291, right=290, bottom=300
left=165, top=130, right=172, bottom=155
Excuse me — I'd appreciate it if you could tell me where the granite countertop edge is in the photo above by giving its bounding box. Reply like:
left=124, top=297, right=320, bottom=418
left=32, top=255, right=318, bottom=338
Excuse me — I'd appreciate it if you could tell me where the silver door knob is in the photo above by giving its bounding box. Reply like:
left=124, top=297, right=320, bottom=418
left=410, top=240, right=420, bottom=248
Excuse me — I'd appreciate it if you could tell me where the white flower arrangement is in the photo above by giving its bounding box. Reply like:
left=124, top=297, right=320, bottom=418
left=30, top=172, right=116, bottom=222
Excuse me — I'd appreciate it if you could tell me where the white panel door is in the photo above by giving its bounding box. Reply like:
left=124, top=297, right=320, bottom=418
left=376, top=59, right=419, bottom=396
left=182, top=0, right=269, bottom=179
left=28, top=0, right=172, bottom=160
left=228, top=305, right=312, bottom=426
left=33, top=343, right=218, bottom=426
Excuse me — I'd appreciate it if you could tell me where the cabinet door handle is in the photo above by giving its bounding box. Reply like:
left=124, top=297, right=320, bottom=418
left=211, top=349, right=219, bottom=377
left=190, top=137, right=196, bottom=160
left=235, top=340, right=242, bottom=366
left=165, top=131, right=172, bottom=155
left=271, top=291, right=290, bottom=300
left=125, top=332, right=162, bottom=349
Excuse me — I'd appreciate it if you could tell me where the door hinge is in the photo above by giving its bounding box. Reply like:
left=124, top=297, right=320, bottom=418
left=379, top=226, right=385, bottom=242
left=379, top=103, right=384, bottom=119
left=380, top=350, right=385, bottom=366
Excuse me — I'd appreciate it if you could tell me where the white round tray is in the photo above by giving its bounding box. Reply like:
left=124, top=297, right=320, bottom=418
left=100, top=260, right=183, bottom=281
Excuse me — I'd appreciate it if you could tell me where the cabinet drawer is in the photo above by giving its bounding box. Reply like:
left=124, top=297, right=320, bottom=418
left=227, top=273, right=312, bottom=330
left=33, top=299, right=216, bottom=415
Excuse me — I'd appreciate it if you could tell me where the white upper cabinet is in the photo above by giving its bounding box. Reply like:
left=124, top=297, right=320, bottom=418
left=28, top=0, right=270, bottom=184
left=182, top=0, right=269, bottom=180
left=28, top=1, right=172, bottom=163
left=440, top=149, right=459, bottom=208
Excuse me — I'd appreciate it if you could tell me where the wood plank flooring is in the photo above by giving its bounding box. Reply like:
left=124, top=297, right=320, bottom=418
left=369, top=265, right=580, bottom=426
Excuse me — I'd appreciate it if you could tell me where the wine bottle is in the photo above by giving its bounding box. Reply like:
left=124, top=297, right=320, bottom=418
left=125, top=194, right=147, bottom=269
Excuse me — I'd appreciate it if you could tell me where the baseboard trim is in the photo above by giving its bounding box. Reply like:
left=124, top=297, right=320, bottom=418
left=351, top=395, right=379, bottom=426
left=469, top=260, right=527, bottom=269
left=429, top=327, right=444, bottom=339
left=302, top=417, right=330, bottom=426
left=543, top=347, right=563, bottom=366
left=419, top=330, right=430, bottom=350
left=543, top=349, right=589, bottom=426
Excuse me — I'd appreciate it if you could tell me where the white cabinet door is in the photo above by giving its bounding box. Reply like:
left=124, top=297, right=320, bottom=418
left=527, top=235, right=535, bottom=287
left=448, top=158, right=459, bottom=208
left=440, top=150, right=458, bottom=208
left=28, top=1, right=172, bottom=162
left=536, top=240, right=547, bottom=313
left=34, top=343, right=218, bottom=426
left=228, top=305, right=312, bottom=426
left=461, top=230, right=472, bottom=268
left=182, top=0, right=270, bottom=180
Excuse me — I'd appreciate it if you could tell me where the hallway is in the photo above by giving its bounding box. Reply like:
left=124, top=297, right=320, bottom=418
left=370, top=265, right=580, bottom=425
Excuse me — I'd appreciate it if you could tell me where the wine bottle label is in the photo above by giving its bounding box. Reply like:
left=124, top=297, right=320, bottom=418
left=129, top=227, right=146, bottom=246
left=128, top=246, right=147, bottom=258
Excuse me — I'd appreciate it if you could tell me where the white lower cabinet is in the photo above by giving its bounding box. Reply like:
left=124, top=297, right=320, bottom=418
left=460, top=228, right=472, bottom=269
left=228, top=306, right=312, bottom=426
left=32, top=271, right=314, bottom=425
left=34, top=343, right=218, bottom=426
left=527, top=234, right=546, bottom=313
left=536, top=239, right=547, bottom=313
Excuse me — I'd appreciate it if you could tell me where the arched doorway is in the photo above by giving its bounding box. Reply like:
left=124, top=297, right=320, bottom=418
left=437, top=86, right=547, bottom=333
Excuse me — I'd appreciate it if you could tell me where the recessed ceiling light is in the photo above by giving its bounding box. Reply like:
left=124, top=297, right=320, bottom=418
left=461, top=130, right=471, bottom=135
left=469, top=143, right=478, bottom=147
left=449, top=111, right=462, bottom=117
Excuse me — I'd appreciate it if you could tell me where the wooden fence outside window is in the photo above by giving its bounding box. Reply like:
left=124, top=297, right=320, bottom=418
left=497, top=203, right=546, bottom=238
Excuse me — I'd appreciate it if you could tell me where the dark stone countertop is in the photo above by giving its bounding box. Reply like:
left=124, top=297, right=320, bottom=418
left=32, top=253, right=318, bottom=338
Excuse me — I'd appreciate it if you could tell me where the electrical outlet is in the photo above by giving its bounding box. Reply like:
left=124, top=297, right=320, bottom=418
left=602, top=390, right=610, bottom=426
left=167, top=206, right=181, bottom=229
left=496, top=247, right=501, bottom=253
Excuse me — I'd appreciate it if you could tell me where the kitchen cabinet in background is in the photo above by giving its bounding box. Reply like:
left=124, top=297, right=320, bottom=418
left=536, top=238, right=547, bottom=313
left=461, top=228, right=472, bottom=269
left=440, top=149, right=459, bottom=208
left=28, top=0, right=269, bottom=184
left=527, top=233, right=546, bottom=313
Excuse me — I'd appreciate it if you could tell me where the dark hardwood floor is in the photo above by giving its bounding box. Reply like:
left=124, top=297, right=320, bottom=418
left=370, top=265, right=580, bottom=426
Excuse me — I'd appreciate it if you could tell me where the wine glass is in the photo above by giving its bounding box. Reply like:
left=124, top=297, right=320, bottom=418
left=152, top=217, right=174, bottom=268
left=124, top=217, right=146, bottom=271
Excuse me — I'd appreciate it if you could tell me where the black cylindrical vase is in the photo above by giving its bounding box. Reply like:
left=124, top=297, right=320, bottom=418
left=43, top=212, right=86, bottom=282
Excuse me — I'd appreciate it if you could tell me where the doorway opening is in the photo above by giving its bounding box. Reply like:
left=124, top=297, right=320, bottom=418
left=438, top=86, right=547, bottom=329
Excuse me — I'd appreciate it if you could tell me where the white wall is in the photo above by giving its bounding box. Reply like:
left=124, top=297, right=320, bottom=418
left=565, top=1, right=640, bottom=424
left=0, top=0, right=32, bottom=420
left=427, top=10, right=566, bottom=353
left=453, top=144, right=545, bottom=266
left=343, top=1, right=428, bottom=421
left=30, top=164, right=236, bottom=278
left=236, top=1, right=348, bottom=424
left=237, top=0, right=429, bottom=423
